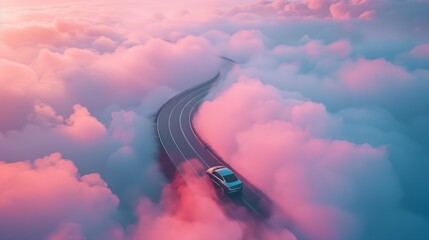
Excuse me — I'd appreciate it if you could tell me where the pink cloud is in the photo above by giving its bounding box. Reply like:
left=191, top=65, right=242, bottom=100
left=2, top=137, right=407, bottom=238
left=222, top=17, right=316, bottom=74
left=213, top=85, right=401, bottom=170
left=306, top=0, right=325, bottom=10
left=0, top=9, right=123, bottom=49
left=326, top=39, right=352, bottom=57
left=337, top=57, right=411, bottom=93
left=0, top=102, right=116, bottom=175
left=53, top=17, right=87, bottom=33
left=410, top=44, right=429, bottom=58
left=30, top=102, right=65, bottom=127
left=194, top=77, right=402, bottom=239
left=328, top=0, right=375, bottom=20
left=58, top=104, right=107, bottom=143
left=0, top=13, right=221, bottom=135
left=29, top=103, right=107, bottom=145
left=226, top=29, right=266, bottom=62
left=46, top=222, right=84, bottom=240
left=129, top=171, right=245, bottom=240
left=358, top=10, right=374, bottom=19
left=129, top=164, right=296, bottom=240
left=0, top=59, right=37, bottom=131
left=273, top=39, right=352, bottom=63
left=90, top=36, right=220, bottom=92
left=232, top=0, right=375, bottom=20
left=1, top=1, right=428, bottom=239
left=0, top=153, right=119, bottom=239
left=330, top=1, right=352, bottom=19
left=195, top=77, right=284, bottom=157
left=92, top=36, right=118, bottom=52
left=0, top=25, right=63, bottom=48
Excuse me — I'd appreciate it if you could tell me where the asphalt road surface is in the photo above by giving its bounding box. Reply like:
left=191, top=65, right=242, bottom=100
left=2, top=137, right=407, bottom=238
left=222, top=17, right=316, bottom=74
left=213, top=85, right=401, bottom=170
left=156, top=60, right=287, bottom=227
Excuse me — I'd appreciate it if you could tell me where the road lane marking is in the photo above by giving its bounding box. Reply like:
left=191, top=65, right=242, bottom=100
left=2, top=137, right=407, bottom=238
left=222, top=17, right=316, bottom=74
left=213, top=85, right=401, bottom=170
left=168, top=94, right=202, bottom=178
left=178, top=89, right=212, bottom=168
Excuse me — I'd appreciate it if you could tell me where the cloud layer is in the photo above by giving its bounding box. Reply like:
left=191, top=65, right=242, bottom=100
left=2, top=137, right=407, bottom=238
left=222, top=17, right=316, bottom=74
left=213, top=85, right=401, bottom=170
left=1, top=0, right=429, bottom=239
left=195, top=76, right=429, bottom=239
left=0, top=153, right=119, bottom=239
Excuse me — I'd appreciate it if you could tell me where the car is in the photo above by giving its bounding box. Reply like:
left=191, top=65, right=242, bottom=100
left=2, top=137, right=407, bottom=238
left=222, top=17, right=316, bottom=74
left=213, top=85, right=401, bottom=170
left=206, top=166, right=243, bottom=194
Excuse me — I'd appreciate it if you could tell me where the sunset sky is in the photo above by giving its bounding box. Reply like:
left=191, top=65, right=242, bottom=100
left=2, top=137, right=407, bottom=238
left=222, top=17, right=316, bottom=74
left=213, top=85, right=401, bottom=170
left=1, top=0, right=428, bottom=239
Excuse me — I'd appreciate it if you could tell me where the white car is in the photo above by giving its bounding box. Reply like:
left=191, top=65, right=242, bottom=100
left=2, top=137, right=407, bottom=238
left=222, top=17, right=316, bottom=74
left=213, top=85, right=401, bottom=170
left=206, top=166, right=243, bottom=194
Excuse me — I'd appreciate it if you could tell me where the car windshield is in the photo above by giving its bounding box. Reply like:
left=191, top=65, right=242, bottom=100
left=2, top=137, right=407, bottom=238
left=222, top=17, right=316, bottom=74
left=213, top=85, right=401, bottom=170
left=223, top=173, right=238, bottom=183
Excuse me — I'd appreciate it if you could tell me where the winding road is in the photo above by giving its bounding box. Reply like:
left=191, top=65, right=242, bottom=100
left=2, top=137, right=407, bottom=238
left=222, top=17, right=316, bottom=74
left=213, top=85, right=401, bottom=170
left=156, top=59, right=289, bottom=228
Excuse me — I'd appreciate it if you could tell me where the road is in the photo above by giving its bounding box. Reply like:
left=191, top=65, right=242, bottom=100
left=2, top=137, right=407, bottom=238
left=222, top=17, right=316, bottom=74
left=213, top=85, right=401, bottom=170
left=156, top=60, right=285, bottom=225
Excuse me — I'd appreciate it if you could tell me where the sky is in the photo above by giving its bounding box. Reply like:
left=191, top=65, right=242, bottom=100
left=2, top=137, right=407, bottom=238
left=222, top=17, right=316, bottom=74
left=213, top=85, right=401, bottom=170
left=0, top=0, right=428, bottom=239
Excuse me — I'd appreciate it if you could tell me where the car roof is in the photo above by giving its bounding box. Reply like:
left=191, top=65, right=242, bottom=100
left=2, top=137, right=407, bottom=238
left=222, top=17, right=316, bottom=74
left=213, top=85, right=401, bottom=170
left=214, top=167, right=234, bottom=176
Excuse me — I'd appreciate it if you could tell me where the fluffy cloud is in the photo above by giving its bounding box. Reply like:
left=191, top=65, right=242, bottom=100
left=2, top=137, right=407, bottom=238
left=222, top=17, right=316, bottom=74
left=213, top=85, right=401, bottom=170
left=0, top=5, right=222, bottom=236
left=194, top=76, right=429, bottom=239
left=226, top=30, right=267, bottom=63
left=59, top=104, right=107, bottom=143
left=129, top=163, right=296, bottom=240
left=129, top=172, right=244, bottom=240
left=337, top=57, right=411, bottom=92
left=0, top=59, right=38, bottom=131
left=0, top=103, right=112, bottom=169
left=0, top=153, right=119, bottom=239
left=1, top=0, right=429, bottom=239
left=0, top=37, right=220, bottom=132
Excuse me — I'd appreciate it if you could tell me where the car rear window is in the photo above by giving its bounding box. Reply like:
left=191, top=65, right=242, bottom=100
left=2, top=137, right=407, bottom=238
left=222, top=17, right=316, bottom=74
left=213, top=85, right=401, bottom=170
left=213, top=172, right=223, bottom=180
left=223, top=174, right=238, bottom=183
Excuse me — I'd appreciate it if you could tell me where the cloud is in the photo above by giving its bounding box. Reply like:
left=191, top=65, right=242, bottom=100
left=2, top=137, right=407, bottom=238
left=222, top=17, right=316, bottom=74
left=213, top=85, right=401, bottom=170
left=194, top=76, right=429, bottom=239
left=1, top=0, right=429, bottom=239
left=46, top=222, right=85, bottom=240
left=0, top=104, right=113, bottom=169
left=227, top=0, right=376, bottom=20
left=92, top=36, right=118, bottom=52
left=410, top=44, right=429, bottom=58
left=128, top=163, right=296, bottom=240
left=0, top=153, right=119, bottom=240
left=59, top=104, right=107, bottom=143
left=337, top=57, right=411, bottom=92
left=330, top=1, right=352, bottom=19
left=129, top=173, right=244, bottom=240
left=226, top=29, right=266, bottom=63
left=0, top=59, right=37, bottom=131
